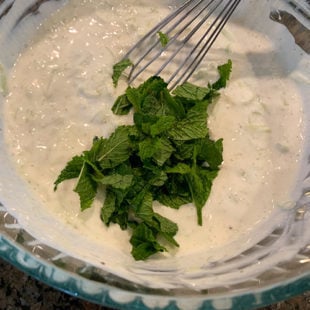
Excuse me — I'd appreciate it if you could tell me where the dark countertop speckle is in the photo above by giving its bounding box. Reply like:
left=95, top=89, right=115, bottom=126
left=1, top=258, right=310, bottom=310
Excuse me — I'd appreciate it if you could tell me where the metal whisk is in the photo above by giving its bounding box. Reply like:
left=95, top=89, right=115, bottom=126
left=122, top=0, right=241, bottom=89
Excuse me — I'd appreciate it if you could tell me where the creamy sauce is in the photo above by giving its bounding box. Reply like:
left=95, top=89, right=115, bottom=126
left=2, top=0, right=304, bottom=283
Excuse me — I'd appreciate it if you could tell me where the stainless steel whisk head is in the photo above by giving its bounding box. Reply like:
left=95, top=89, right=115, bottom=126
left=121, top=0, right=241, bottom=89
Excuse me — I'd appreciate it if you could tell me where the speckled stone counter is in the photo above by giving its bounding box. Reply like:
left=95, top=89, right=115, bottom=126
left=1, top=258, right=310, bottom=310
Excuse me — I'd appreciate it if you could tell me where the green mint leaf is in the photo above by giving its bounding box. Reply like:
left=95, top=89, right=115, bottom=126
left=196, top=137, right=223, bottom=169
left=185, top=171, right=205, bottom=225
left=153, top=212, right=178, bottom=237
left=172, top=82, right=211, bottom=101
left=133, top=191, right=179, bottom=251
left=111, top=206, right=130, bottom=230
left=156, top=193, right=192, bottom=209
left=152, top=137, right=175, bottom=166
left=101, top=189, right=116, bottom=225
left=96, top=174, right=133, bottom=189
left=138, top=76, right=167, bottom=97
left=201, top=169, right=219, bottom=185
left=112, top=58, right=133, bottom=87
left=158, top=31, right=169, bottom=47
left=133, top=112, right=157, bottom=135
left=138, top=138, right=157, bottom=161
left=134, top=113, right=174, bottom=139
left=161, top=88, right=185, bottom=119
left=101, top=184, right=131, bottom=230
left=165, top=163, right=191, bottom=174
left=138, top=136, right=174, bottom=166
left=74, top=162, right=98, bottom=211
left=84, top=137, right=108, bottom=167
left=82, top=139, right=107, bottom=180
left=135, top=190, right=153, bottom=221
left=155, top=172, right=192, bottom=209
left=153, top=213, right=179, bottom=247
left=141, top=94, right=163, bottom=115
left=146, top=166, right=168, bottom=187
left=54, top=155, right=84, bottom=190
left=134, top=76, right=168, bottom=115
left=126, top=86, right=143, bottom=112
left=107, top=187, right=132, bottom=230
left=168, top=103, right=208, bottom=141
left=97, top=126, right=131, bottom=169
left=185, top=168, right=216, bottom=225
left=174, top=141, right=195, bottom=160
left=212, top=59, right=232, bottom=90
left=150, top=115, right=176, bottom=137
left=112, top=94, right=133, bottom=115
left=130, top=223, right=166, bottom=261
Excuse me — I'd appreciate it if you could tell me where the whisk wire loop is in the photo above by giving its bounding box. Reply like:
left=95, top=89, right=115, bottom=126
left=123, top=0, right=240, bottom=88
left=173, top=0, right=241, bottom=88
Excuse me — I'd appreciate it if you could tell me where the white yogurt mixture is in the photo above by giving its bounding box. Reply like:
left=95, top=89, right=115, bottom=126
left=3, top=0, right=304, bottom=272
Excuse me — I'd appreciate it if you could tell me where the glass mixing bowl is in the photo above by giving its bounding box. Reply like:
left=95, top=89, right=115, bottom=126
left=0, top=0, right=309, bottom=309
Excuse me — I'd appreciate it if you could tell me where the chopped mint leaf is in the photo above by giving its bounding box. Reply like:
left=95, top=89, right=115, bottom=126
left=172, top=82, right=211, bottom=101
left=74, top=162, right=98, bottom=211
left=138, top=137, right=158, bottom=161
left=168, top=103, right=209, bottom=141
left=158, top=31, right=169, bottom=47
left=97, top=126, right=132, bottom=169
left=152, top=137, right=175, bottom=166
left=54, top=155, right=84, bottom=190
left=130, top=223, right=167, bottom=261
left=55, top=60, right=232, bottom=260
left=156, top=193, right=191, bottom=209
left=96, top=174, right=133, bottom=189
left=125, top=86, right=144, bottom=112
left=165, top=163, right=191, bottom=174
left=150, top=115, right=176, bottom=137
left=185, top=169, right=208, bottom=226
left=112, top=58, right=133, bottom=87
left=212, top=59, right=232, bottom=90
left=153, top=213, right=179, bottom=247
left=101, top=189, right=116, bottom=225
left=162, top=88, right=185, bottom=119
left=148, top=169, right=168, bottom=187
left=196, top=137, right=223, bottom=169
left=112, top=94, right=133, bottom=115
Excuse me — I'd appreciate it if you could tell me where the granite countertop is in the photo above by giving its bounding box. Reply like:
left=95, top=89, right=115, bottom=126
left=1, top=258, right=310, bottom=310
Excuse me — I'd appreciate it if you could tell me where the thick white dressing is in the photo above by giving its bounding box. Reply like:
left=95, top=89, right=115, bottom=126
left=3, top=0, right=304, bottom=269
